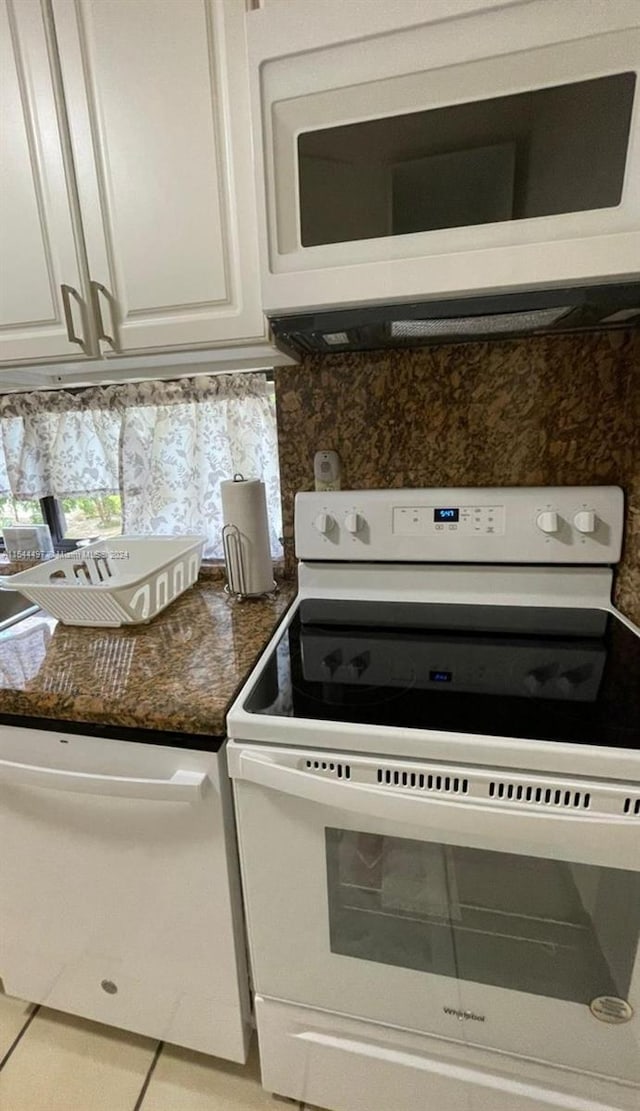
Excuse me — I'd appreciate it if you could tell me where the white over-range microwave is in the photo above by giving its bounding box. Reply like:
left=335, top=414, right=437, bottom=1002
left=248, top=0, right=640, bottom=320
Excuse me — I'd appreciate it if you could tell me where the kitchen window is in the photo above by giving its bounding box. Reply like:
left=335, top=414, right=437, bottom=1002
left=0, top=496, right=45, bottom=529
left=60, top=495, right=123, bottom=540
left=0, top=373, right=282, bottom=559
left=0, top=495, right=123, bottom=550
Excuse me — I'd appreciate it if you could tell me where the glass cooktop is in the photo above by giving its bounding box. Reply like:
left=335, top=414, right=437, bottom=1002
left=244, top=600, right=640, bottom=749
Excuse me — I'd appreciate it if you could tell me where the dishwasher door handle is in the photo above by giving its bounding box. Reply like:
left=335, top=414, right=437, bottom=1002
left=0, top=758, right=208, bottom=802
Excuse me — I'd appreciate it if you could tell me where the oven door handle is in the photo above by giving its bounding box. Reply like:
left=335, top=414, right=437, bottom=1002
left=0, top=758, right=208, bottom=802
left=237, top=751, right=638, bottom=861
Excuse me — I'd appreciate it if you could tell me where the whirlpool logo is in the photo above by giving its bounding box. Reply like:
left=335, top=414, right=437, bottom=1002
left=443, top=1006, right=486, bottom=1023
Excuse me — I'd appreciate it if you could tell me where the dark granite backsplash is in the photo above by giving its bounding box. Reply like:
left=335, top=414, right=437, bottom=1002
left=275, top=329, right=640, bottom=623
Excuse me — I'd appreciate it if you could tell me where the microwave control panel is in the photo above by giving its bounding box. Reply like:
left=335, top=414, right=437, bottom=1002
left=294, top=486, right=624, bottom=564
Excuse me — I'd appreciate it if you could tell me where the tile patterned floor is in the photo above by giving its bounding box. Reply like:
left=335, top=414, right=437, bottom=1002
left=0, top=995, right=323, bottom=1111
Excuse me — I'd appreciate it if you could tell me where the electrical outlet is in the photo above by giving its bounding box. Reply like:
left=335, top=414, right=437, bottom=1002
left=314, top=450, right=341, bottom=491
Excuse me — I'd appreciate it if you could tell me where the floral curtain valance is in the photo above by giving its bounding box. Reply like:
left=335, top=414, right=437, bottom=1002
left=0, top=409, right=121, bottom=498
left=0, top=373, right=283, bottom=559
left=0, top=372, right=270, bottom=417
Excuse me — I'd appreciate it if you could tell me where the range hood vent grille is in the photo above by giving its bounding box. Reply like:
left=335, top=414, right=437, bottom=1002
left=389, top=305, right=571, bottom=339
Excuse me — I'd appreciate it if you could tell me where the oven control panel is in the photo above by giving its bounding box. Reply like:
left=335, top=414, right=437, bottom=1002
left=295, top=486, right=624, bottom=563
left=393, top=504, right=506, bottom=536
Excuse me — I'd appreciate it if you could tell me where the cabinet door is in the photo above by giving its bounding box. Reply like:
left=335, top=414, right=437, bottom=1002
left=0, top=0, right=94, bottom=364
left=52, top=0, right=265, bottom=355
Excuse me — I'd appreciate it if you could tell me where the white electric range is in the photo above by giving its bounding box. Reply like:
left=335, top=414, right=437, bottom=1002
left=228, top=486, right=640, bottom=1111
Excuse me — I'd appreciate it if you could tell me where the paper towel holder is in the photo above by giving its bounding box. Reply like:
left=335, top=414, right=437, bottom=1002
left=221, top=475, right=278, bottom=602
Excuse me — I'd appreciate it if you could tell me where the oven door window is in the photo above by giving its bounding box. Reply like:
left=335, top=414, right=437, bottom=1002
left=326, top=829, right=640, bottom=1005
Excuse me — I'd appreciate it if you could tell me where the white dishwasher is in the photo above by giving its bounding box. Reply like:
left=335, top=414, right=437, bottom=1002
left=0, top=721, right=251, bottom=1062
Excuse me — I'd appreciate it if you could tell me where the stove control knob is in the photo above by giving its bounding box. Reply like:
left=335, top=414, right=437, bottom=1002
left=314, top=512, right=335, bottom=536
left=574, top=510, right=596, bottom=534
left=320, top=649, right=342, bottom=678
left=536, top=510, right=559, bottom=534
left=557, top=664, right=592, bottom=694
left=344, top=511, right=363, bottom=535
left=345, top=651, right=370, bottom=680
left=524, top=664, right=557, bottom=694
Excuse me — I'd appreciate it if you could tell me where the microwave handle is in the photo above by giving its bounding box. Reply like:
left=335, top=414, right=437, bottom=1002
left=237, top=751, right=638, bottom=862
left=0, top=758, right=208, bottom=802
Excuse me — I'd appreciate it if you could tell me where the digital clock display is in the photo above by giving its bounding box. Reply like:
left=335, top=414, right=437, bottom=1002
left=434, top=508, right=459, bottom=522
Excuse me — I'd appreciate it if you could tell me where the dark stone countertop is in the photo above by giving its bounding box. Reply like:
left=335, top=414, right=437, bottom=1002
left=0, top=578, right=294, bottom=737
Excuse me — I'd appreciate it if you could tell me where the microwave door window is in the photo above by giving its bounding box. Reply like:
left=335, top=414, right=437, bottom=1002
left=326, top=830, right=640, bottom=1007
left=391, top=142, right=516, bottom=236
left=298, top=72, right=636, bottom=248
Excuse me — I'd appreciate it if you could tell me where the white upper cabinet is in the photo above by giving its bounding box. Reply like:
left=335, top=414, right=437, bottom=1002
left=52, top=0, right=264, bottom=356
left=248, top=0, right=640, bottom=314
left=0, top=0, right=95, bottom=363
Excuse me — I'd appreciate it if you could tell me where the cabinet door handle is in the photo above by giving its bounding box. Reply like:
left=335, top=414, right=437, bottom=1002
left=90, top=280, right=118, bottom=351
left=60, top=283, right=90, bottom=353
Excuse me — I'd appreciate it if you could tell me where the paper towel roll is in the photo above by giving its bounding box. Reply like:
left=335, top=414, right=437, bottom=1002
left=221, top=475, right=274, bottom=596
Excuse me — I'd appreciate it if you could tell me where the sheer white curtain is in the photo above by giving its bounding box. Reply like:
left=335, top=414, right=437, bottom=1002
left=0, top=429, right=11, bottom=496
left=0, top=373, right=283, bottom=559
left=119, top=375, right=282, bottom=558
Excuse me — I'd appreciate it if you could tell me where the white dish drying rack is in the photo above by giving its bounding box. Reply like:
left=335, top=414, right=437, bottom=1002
left=0, top=536, right=205, bottom=627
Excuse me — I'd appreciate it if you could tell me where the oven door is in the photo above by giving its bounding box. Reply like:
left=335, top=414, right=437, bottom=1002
left=231, top=744, right=640, bottom=1084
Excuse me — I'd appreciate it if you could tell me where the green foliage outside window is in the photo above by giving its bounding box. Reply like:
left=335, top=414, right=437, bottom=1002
left=0, top=497, right=44, bottom=527
left=61, top=494, right=123, bottom=539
